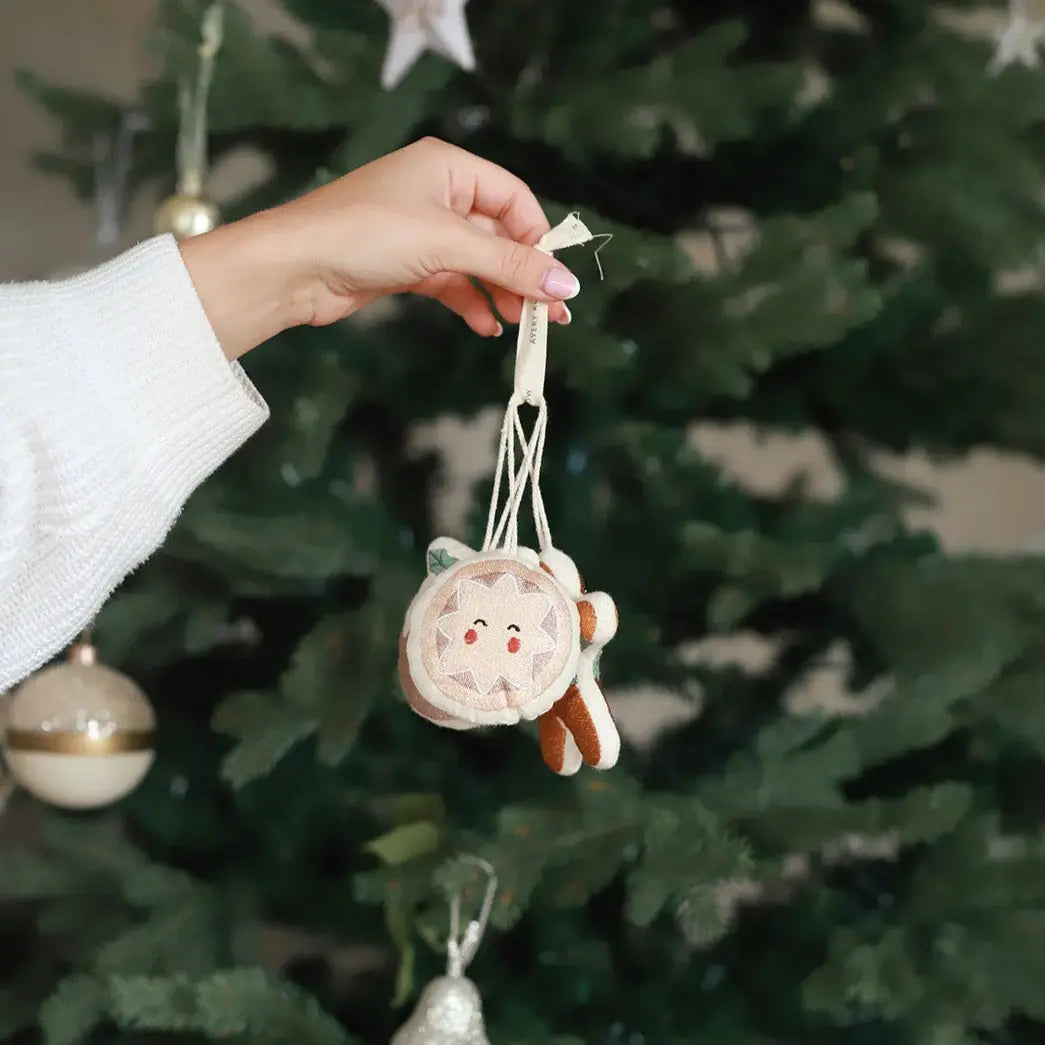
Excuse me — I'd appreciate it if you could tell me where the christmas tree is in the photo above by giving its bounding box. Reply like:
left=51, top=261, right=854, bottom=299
left=8, top=0, right=1045, bottom=1042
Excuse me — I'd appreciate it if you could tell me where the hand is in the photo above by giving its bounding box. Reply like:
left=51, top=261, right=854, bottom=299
left=286, top=137, right=579, bottom=333
left=180, top=138, right=580, bottom=360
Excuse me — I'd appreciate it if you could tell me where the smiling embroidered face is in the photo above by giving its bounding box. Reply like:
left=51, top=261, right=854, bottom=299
left=437, top=573, right=557, bottom=694
left=414, top=556, right=579, bottom=718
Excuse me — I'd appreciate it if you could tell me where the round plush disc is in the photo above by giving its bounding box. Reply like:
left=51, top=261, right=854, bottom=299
left=405, top=554, right=580, bottom=725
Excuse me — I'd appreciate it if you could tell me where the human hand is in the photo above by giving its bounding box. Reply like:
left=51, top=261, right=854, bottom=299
left=181, top=137, right=579, bottom=359
left=279, top=137, right=579, bottom=335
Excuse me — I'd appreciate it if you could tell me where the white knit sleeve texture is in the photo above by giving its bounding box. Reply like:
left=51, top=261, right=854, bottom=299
left=0, top=234, right=269, bottom=691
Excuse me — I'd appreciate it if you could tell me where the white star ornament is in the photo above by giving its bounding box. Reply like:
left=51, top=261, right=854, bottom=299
left=377, top=0, right=476, bottom=91
left=989, top=11, right=1045, bottom=74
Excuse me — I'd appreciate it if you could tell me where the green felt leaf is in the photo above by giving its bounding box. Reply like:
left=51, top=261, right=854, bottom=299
left=427, top=547, right=457, bottom=574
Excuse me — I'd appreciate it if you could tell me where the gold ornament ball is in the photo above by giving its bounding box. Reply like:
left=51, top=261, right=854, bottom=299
left=153, top=193, right=220, bottom=240
left=2, top=643, right=156, bottom=810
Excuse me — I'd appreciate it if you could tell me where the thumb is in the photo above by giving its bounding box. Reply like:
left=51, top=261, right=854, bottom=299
left=441, top=223, right=581, bottom=302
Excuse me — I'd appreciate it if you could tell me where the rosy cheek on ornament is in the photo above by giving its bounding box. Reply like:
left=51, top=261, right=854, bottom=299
left=507, top=637, right=521, bottom=653
left=465, top=628, right=478, bottom=645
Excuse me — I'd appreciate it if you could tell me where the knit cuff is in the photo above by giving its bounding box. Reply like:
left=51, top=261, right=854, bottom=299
left=60, top=234, right=270, bottom=518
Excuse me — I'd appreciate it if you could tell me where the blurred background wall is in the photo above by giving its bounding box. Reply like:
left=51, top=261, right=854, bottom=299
left=4, top=0, right=1045, bottom=556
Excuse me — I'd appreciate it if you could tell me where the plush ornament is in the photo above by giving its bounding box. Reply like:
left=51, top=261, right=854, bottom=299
left=2, top=640, right=156, bottom=810
left=399, top=214, right=621, bottom=775
left=399, top=538, right=619, bottom=774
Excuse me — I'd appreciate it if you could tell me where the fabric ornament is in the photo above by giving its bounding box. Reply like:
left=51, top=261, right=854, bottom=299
left=398, top=214, right=620, bottom=776
left=376, top=0, right=476, bottom=90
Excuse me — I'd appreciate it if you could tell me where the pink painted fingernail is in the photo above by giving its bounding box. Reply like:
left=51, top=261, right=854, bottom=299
left=556, top=304, right=572, bottom=325
left=494, top=321, right=504, bottom=336
left=541, top=266, right=580, bottom=300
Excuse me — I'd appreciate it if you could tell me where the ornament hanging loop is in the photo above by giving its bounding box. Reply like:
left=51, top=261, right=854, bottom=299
left=70, top=624, right=97, bottom=665
left=177, top=1, right=225, bottom=198
left=482, top=213, right=600, bottom=556
left=446, top=856, right=497, bottom=978
left=512, top=212, right=595, bottom=406
left=155, top=2, right=224, bottom=239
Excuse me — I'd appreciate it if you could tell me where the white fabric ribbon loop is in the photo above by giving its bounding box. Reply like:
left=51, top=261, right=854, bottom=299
left=484, top=213, right=594, bottom=556
left=512, top=212, right=593, bottom=405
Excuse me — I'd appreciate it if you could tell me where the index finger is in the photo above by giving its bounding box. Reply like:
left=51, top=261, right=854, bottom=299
left=434, top=139, right=552, bottom=247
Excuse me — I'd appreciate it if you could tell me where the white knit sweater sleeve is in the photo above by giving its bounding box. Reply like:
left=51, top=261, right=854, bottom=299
left=0, top=234, right=269, bottom=691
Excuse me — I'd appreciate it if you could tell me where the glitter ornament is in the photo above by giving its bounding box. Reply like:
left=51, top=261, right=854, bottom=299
left=391, top=858, right=496, bottom=1045
left=391, top=977, right=490, bottom=1045
left=2, top=640, right=156, bottom=810
left=398, top=214, right=621, bottom=775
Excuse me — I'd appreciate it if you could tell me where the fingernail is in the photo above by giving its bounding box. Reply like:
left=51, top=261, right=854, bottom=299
left=541, top=266, right=580, bottom=300
left=557, top=304, right=572, bottom=325
left=494, top=321, right=504, bottom=336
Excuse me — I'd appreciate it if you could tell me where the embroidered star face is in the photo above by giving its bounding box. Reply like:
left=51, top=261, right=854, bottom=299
left=437, top=574, right=556, bottom=694
left=406, top=553, right=581, bottom=722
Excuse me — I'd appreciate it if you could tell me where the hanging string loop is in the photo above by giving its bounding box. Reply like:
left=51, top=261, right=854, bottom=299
left=445, top=856, right=498, bottom=978
left=481, top=213, right=598, bottom=556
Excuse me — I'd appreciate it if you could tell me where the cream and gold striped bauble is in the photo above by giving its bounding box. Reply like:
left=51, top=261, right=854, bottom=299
left=2, top=642, right=155, bottom=809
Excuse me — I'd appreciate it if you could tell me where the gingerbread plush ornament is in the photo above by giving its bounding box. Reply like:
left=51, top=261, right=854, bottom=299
left=398, top=215, right=620, bottom=776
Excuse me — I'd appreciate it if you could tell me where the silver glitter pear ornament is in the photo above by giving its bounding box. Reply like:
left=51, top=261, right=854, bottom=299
left=391, top=975, right=490, bottom=1045
left=391, top=857, right=498, bottom=1045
